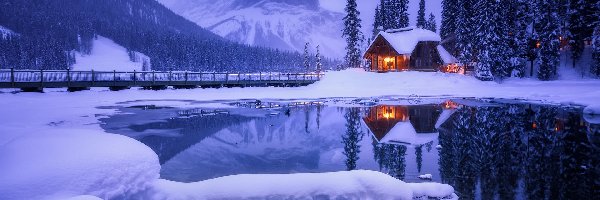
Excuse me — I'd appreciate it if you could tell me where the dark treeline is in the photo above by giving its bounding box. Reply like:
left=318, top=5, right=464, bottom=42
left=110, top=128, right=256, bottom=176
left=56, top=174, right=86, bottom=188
left=0, top=0, right=338, bottom=72
left=438, top=104, right=599, bottom=199
left=441, top=0, right=600, bottom=80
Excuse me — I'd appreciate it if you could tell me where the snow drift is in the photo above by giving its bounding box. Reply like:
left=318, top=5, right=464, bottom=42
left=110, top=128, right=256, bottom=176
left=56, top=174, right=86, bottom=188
left=144, top=170, right=457, bottom=200
left=0, top=130, right=160, bottom=200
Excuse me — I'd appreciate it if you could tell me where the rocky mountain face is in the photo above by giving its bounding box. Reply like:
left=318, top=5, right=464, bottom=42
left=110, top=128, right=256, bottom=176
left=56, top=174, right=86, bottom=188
left=159, top=0, right=346, bottom=59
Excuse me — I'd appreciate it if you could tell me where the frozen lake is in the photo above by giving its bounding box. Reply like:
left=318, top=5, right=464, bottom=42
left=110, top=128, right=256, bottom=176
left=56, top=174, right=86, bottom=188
left=99, top=98, right=600, bottom=199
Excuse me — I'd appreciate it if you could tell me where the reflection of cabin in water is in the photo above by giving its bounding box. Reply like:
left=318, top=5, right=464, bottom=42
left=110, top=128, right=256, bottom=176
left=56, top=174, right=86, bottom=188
left=363, top=27, right=460, bottom=73
left=363, top=103, right=456, bottom=145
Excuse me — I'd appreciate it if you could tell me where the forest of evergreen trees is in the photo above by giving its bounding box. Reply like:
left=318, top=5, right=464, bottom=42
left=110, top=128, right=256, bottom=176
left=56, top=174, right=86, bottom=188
left=441, top=0, right=600, bottom=80
left=0, top=0, right=338, bottom=72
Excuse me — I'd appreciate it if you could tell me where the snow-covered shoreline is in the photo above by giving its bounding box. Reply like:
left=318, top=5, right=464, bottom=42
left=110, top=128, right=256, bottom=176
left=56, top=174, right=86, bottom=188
left=1, top=69, right=598, bottom=199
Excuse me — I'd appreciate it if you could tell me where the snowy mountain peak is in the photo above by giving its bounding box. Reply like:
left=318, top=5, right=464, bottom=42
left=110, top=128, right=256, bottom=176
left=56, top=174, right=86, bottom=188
left=159, top=0, right=345, bottom=58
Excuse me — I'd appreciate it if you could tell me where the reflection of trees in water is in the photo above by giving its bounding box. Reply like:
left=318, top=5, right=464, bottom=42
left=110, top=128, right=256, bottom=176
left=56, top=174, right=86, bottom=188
left=415, top=145, right=423, bottom=173
left=438, top=104, right=599, bottom=200
left=373, top=140, right=407, bottom=180
left=342, top=107, right=364, bottom=170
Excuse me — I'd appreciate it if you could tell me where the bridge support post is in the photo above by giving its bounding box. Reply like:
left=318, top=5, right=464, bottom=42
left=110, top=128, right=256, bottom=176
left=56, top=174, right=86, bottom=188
left=91, top=70, right=95, bottom=87
left=40, top=69, right=43, bottom=88
left=66, top=68, right=71, bottom=87
left=10, top=68, right=14, bottom=87
left=113, top=70, right=117, bottom=86
left=133, top=70, right=137, bottom=85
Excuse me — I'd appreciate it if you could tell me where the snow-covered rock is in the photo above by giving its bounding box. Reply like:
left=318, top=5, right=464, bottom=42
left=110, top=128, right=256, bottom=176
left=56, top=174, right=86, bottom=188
left=71, top=36, right=151, bottom=71
left=143, top=170, right=457, bottom=200
left=0, top=131, right=160, bottom=200
left=417, top=174, right=433, bottom=180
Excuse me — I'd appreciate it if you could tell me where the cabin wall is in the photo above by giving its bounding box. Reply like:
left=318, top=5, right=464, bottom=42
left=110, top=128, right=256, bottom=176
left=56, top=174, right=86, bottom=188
left=409, top=41, right=443, bottom=70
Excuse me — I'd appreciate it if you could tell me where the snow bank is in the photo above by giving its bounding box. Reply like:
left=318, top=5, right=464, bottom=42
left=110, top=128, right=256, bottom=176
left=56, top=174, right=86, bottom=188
left=408, top=182, right=457, bottom=200
left=584, top=104, right=600, bottom=115
left=143, top=170, right=456, bottom=200
left=0, top=130, right=160, bottom=200
left=71, top=36, right=150, bottom=71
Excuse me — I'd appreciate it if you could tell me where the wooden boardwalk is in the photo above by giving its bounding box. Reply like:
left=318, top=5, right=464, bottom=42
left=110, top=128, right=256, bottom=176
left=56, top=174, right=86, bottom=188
left=0, top=69, right=321, bottom=91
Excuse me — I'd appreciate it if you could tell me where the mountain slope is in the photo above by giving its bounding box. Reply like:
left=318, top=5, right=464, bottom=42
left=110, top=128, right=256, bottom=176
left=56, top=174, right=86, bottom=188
left=0, top=0, right=318, bottom=71
left=159, top=0, right=346, bottom=59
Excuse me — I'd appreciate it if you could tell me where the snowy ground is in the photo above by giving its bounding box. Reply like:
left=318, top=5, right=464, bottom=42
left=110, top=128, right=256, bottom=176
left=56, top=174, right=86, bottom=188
left=71, top=36, right=150, bottom=71
left=1, top=69, right=599, bottom=199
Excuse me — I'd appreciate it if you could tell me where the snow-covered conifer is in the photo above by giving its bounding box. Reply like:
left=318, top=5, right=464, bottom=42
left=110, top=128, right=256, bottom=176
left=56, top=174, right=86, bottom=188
left=535, top=0, right=560, bottom=80
left=372, top=2, right=383, bottom=39
left=303, top=42, right=310, bottom=72
left=592, top=27, right=600, bottom=77
left=455, top=0, right=478, bottom=72
left=416, top=0, right=426, bottom=28
left=426, top=13, right=437, bottom=33
left=441, top=0, right=458, bottom=40
left=315, top=45, right=323, bottom=74
left=342, top=0, right=364, bottom=68
left=474, top=0, right=511, bottom=80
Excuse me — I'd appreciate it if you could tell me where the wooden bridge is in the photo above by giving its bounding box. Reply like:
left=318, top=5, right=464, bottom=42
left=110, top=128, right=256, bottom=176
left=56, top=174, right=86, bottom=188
left=0, top=69, right=321, bottom=92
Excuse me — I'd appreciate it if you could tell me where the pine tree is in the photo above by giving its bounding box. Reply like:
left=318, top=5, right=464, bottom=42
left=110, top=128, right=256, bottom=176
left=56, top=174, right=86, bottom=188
left=303, top=42, right=310, bottom=72
left=475, top=0, right=512, bottom=80
left=342, top=0, right=364, bottom=68
left=441, top=0, right=459, bottom=39
left=456, top=0, right=478, bottom=73
left=509, top=0, right=532, bottom=77
left=315, top=45, right=322, bottom=74
left=425, top=13, right=437, bottom=32
left=371, top=5, right=383, bottom=40
left=592, top=27, right=600, bottom=77
left=416, top=0, right=426, bottom=28
left=382, top=0, right=409, bottom=30
left=535, top=0, right=560, bottom=80
left=568, top=0, right=597, bottom=69
left=440, top=0, right=459, bottom=56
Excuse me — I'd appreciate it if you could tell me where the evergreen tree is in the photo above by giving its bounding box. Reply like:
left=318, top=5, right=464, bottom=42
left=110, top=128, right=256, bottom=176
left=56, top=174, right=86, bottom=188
left=425, top=13, right=437, bottom=32
left=592, top=27, right=600, bottom=77
left=535, top=0, right=560, bottom=80
left=474, top=0, right=512, bottom=80
left=568, top=0, right=587, bottom=68
left=342, top=0, right=364, bottom=68
left=440, top=0, right=459, bottom=54
left=455, top=0, right=478, bottom=72
left=509, top=0, right=532, bottom=77
left=315, top=45, right=322, bottom=74
left=303, top=42, right=310, bottom=72
left=416, top=0, right=427, bottom=28
left=415, top=145, right=423, bottom=173
left=372, top=2, right=384, bottom=39
left=381, top=0, right=409, bottom=30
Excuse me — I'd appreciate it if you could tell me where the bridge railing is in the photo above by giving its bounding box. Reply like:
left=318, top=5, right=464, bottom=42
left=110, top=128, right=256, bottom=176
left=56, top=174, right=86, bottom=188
left=0, top=69, right=323, bottom=84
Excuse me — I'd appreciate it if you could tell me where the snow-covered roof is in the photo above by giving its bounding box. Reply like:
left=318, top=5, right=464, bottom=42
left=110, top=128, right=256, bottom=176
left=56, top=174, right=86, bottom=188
left=378, top=121, right=438, bottom=145
left=436, top=45, right=458, bottom=64
left=373, top=27, right=441, bottom=55
left=434, top=109, right=457, bottom=129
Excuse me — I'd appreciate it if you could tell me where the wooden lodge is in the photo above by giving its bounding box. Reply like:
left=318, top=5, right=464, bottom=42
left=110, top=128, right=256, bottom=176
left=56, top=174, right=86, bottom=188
left=364, top=27, right=460, bottom=73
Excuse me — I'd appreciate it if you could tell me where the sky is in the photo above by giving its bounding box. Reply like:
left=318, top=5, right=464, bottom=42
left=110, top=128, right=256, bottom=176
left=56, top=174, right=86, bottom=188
left=319, top=0, right=443, bottom=37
